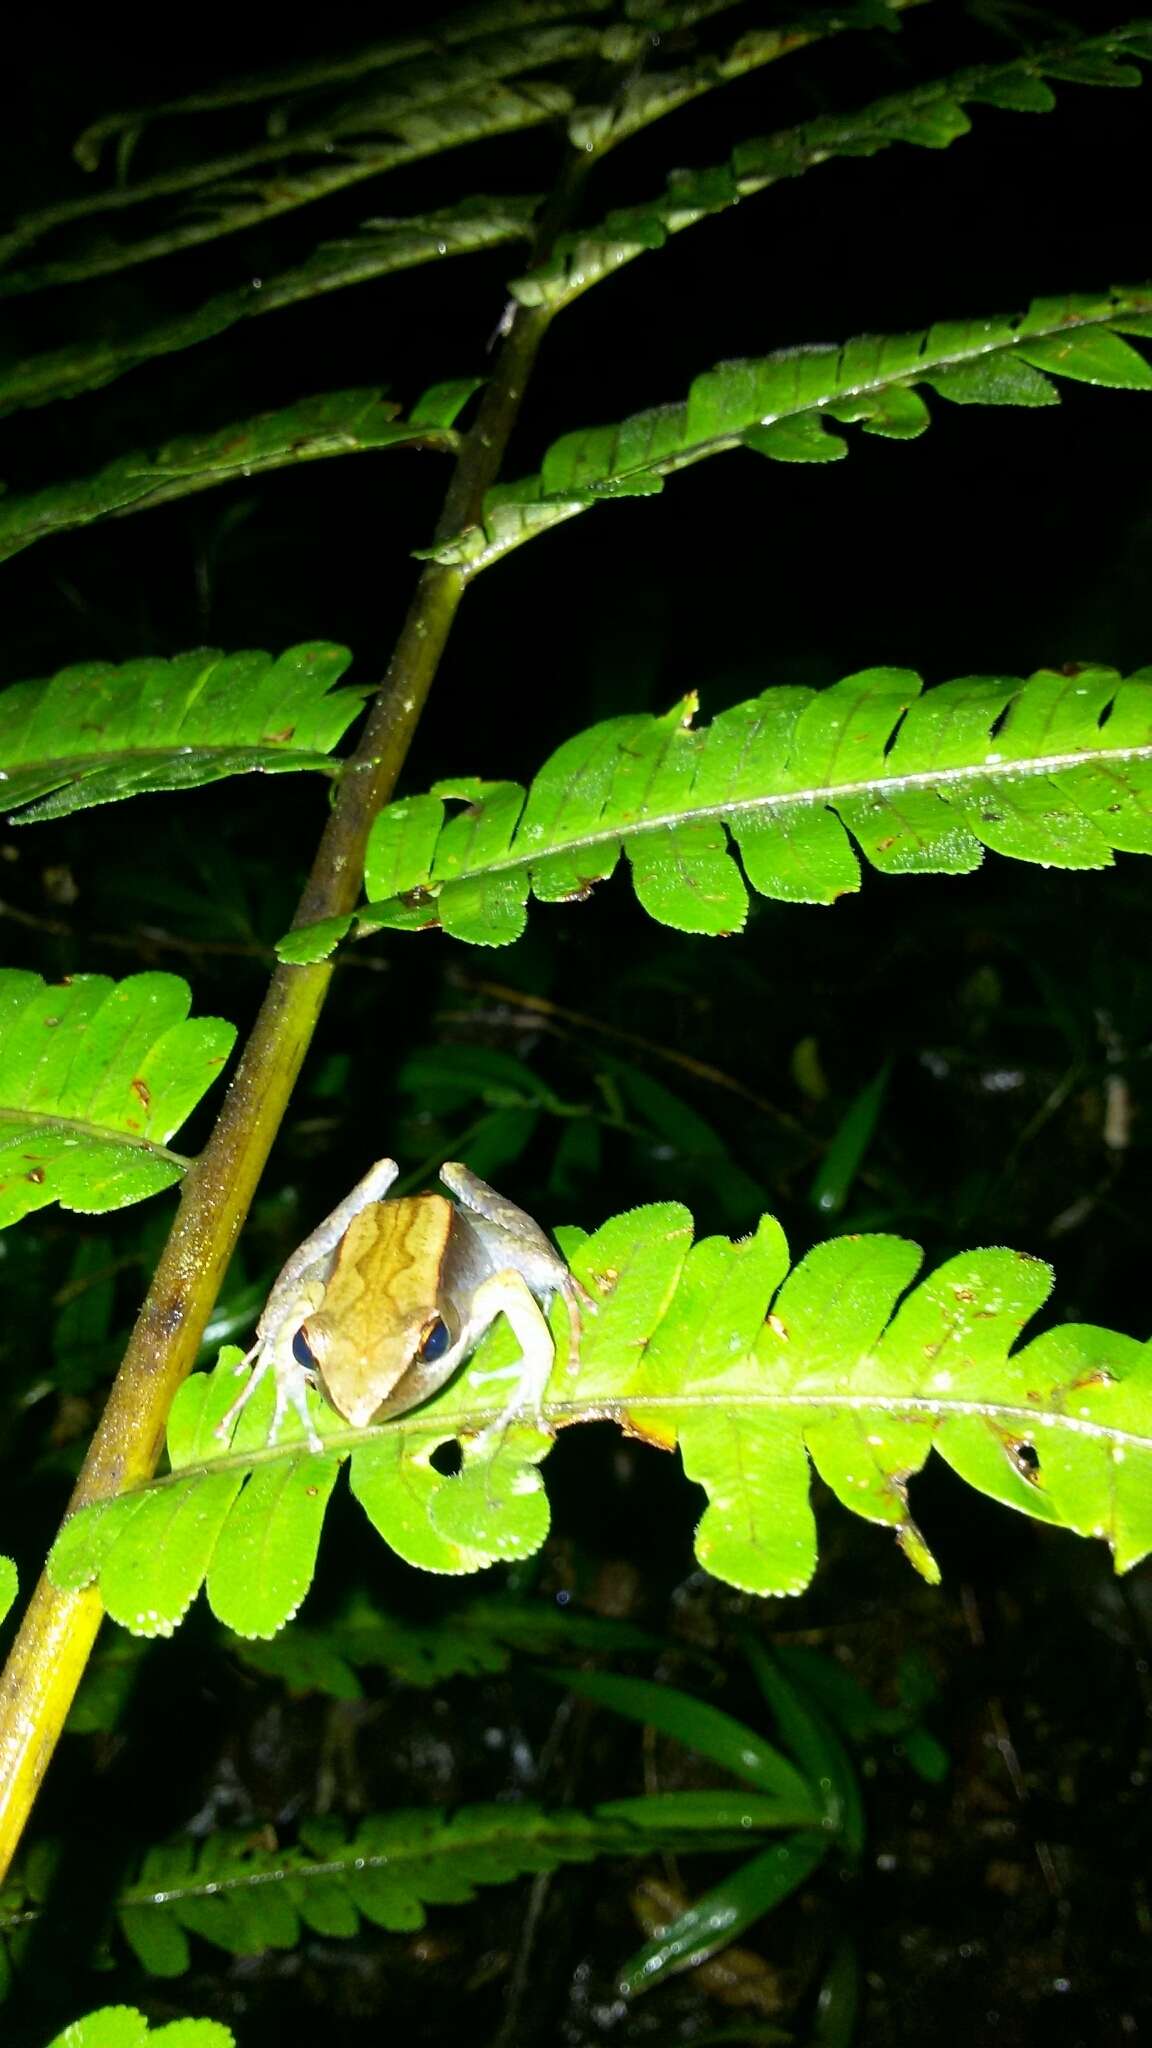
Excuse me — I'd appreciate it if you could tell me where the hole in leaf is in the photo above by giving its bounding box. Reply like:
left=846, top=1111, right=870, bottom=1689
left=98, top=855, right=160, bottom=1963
left=1009, top=1439, right=1040, bottom=1481
left=430, top=1439, right=463, bottom=1477
left=882, top=705, right=909, bottom=758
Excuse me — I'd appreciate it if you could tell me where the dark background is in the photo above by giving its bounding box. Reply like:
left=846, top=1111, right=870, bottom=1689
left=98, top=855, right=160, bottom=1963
left=2, top=3, right=1152, bottom=2042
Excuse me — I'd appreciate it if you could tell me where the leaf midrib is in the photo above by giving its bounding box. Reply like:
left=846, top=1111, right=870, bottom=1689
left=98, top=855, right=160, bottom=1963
left=0, top=744, right=341, bottom=778
left=561, top=299, right=1152, bottom=495
left=122, top=1385, right=1152, bottom=1501
left=362, top=733, right=1152, bottom=905
left=121, top=1812, right=800, bottom=1911
left=0, top=1106, right=188, bottom=1164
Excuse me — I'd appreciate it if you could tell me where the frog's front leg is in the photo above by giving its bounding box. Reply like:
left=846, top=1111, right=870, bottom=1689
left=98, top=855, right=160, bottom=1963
left=440, top=1160, right=594, bottom=1372
left=218, top=1157, right=401, bottom=1450
left=218, top=1280, right=327, bottom=1450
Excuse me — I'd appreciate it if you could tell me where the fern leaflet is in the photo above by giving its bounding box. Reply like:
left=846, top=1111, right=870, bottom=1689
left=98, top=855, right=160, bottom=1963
left=420, top=286, right=1152, bottom=570
left=0, top=971, right=234, bottom=1225
left=0, top=386, right=479, bottom=563
left=47, top=1206, right=1152, bottom=1630
left=0, top=642, right=363, bottom=822
left=275, top=663, right=1152, bottom=956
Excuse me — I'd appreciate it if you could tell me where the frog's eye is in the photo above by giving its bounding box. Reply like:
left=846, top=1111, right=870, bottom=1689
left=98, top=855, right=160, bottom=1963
left=292, top=1326, right=317, bottom=1370
left=418, top=1316, right=450, bottom=1363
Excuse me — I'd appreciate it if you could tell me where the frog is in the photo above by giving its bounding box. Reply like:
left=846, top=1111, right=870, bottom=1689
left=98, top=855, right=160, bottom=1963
left=218, top=1158, right=591, bottom=1451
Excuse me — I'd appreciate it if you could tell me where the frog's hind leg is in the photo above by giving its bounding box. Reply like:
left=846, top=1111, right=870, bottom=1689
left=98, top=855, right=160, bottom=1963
left=465, top=1269, right=559, bottom=1438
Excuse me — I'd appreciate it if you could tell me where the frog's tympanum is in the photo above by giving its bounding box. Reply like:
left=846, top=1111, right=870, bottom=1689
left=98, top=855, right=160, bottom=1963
left=219, top=1160, right=589, bottom=1449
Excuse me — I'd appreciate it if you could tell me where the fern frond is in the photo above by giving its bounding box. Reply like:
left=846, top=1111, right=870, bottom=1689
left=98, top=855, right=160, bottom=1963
left=0, top=24, right=592, bottom=292
left=0, top=386, right=479, bottom=563
left=0, top=203, right=538, bottom=419
left=512, top=23, right=1152, bottom=312
left=422, top=286, right=1152, bottom=570
left=112, top=1795, right=816, bottom=1978
left=71, top=0, right=614, bottom=170
left=275, top=663, right=1152, bottom=958
left=0, top=970, right=235, bottom=1225
left=565, top=0, right=924, bottom=156
left=230, top=1591, right=657, bottom=1697
left=48, top=1206, right=1152, bottom=1629
left=0, top=643, right=363, bottom=823
left=0, top=3, right=913, bottom=295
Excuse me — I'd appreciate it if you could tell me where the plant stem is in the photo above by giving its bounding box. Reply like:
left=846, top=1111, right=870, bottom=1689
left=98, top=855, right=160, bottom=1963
left=0, top=295, right=555, bottom=1882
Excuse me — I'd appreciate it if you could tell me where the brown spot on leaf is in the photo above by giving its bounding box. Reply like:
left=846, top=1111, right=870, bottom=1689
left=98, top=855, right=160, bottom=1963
left=131, top=1077, right=152, bottom=1109
left=26, top=1167, right=45, bottom=1184
left=621, top=1414, right=677, bottom=1452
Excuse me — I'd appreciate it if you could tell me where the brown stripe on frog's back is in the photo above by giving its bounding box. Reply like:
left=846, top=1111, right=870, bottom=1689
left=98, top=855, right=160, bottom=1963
left=326, top=1193, right=452, bottom=1324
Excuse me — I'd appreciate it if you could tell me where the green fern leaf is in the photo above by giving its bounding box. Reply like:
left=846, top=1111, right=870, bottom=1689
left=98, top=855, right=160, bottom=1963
left=46, top=2007, right=233, bottom=2047
left=512, top=24, right=1152, bottom=313
left=0, top=970, right=234, bottom=1226
left=47, top=1204, right=1152, bottom=1629
left=229, top=1592, right=658, bottom=1698
left=69, top=3, right=612, bottom=173
left=0, top=19, right=591, bottom=294
left=567, top=2, right=921, bottom=157
left=278, top=663, right=1152, bottom=957
left=0, top=204, right=536, bottom=418
left=419, top=288, right=1152, bottom=570
left=0, top=643, right=362, bottom=823
left=0, top=390, right=477, bottom=564
left=113, top=1791, right=814, bottom=1975
left=0, top=647, right=360, bottom=823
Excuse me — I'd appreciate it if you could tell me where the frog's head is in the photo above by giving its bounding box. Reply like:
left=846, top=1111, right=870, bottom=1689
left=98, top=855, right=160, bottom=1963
left=298, top=1194, right=460, bottom=1428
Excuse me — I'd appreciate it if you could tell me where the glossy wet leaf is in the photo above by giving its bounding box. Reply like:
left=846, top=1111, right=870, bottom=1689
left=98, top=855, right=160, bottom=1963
left=0, top=642, right=363, bottom=823
left=618, top=1833, right=829, bottom=1996
left=0, top=21, right=588, bottom=294
left=0, top=393, right=461, bottom=564
left=111, top=1795, right=805, bottom=1979
left=553, top=1669, right=818, bottom=1814
left=204, top=1453, right=342, bottom=1639
left=0, top=205, right=530, bottom=415
left=809, top=1064, right=891, bottom=1217
left=743, top=1642, right=864, bottom=1853
left=281, top=661, right=1152, bottom=953
left=511, top=26, right=1152, bottom=314
left=46, top=2010, right=234, bottom=2048
left=47, top=1208, right=1152, bottom=1631
left=422, top=287, right=1152, bottom=570
left=0, top=969, right=234, bottom=1225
